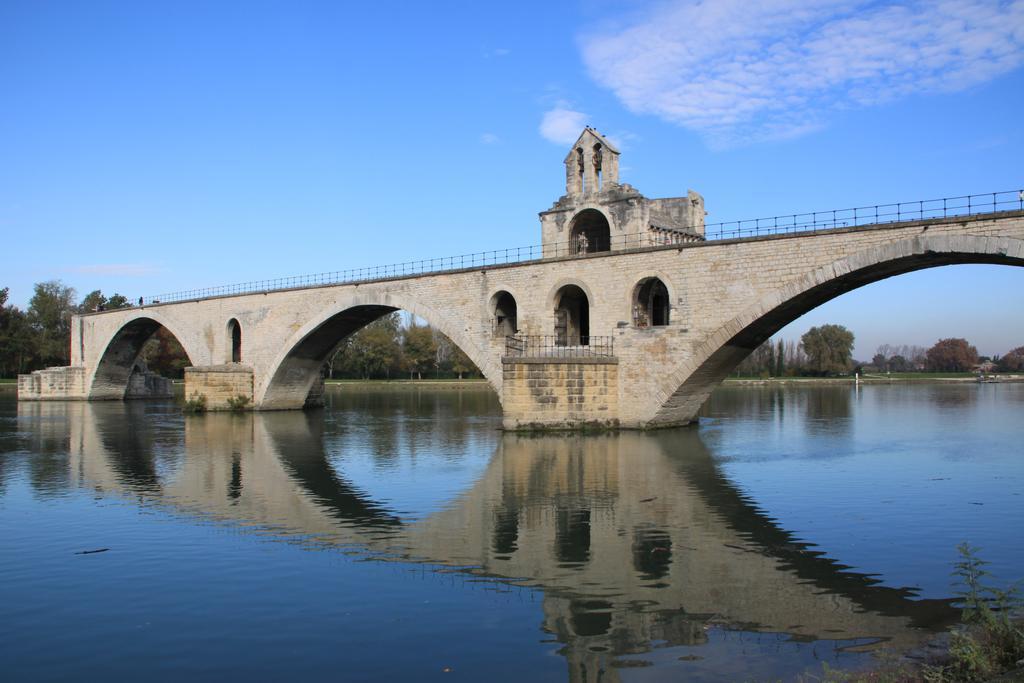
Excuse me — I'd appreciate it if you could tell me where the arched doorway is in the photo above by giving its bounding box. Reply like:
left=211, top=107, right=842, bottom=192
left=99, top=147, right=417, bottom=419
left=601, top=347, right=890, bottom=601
left=228, top=318, right=242, bottom=363
left=633, top=278, right=670, bottom=327
left=491, top=291, right=518, bottom=337
left=554, top=285, right=589, bottom=346
left=568, top=209, right=611, bottom=254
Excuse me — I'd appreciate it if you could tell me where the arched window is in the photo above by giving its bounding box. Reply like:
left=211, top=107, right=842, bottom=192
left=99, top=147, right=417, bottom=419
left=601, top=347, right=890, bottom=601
left=568, top=209, right=611, bottom=255
left=228, top=318, right=242, bottom=363
left=554, top=285, right=590, bottom=346
left=633, top=278, right=670, bottom=328
left=491, top=291, right=518, bottom=337
left=576, top=147, right=585, bottom=192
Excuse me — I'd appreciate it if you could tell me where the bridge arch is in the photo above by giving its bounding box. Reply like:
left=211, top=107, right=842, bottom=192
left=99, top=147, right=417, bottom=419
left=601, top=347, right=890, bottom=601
left=650, top=234, right=1024, bottom=426
left=89, top=313, right=198, bottom=400
left=258, top=291, right=499, bottom=409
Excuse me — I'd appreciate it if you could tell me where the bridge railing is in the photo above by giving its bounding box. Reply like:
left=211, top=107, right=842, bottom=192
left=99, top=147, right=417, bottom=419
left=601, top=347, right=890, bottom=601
left=504, top=335, right=615, bottom=359
left=701, top=190, right=1024, bottom=240
left=138, top=189, right=1023, bottom=305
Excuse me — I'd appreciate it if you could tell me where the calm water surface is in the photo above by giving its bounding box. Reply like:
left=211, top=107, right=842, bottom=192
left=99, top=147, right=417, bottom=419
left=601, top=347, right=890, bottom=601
left=1, top=382, right=1021, bottom=682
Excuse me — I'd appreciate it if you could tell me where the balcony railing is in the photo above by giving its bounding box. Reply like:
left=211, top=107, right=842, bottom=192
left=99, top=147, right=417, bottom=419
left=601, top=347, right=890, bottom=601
left=504, top=335, right=615, bottom=359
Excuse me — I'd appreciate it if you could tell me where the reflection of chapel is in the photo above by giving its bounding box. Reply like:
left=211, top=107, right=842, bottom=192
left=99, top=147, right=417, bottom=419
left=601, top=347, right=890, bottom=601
left=539, top=127, right=706, bottom=254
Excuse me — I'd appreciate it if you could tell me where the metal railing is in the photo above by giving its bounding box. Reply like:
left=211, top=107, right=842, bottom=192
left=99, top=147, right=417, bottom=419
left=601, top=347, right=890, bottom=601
left=504, top=335, right=615, bottom=358
left=136, top=189, right=1023, bottom=306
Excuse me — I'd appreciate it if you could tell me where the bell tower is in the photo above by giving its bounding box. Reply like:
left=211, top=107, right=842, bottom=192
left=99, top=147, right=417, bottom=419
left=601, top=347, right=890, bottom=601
left=564, top=127, right=620, bottom=197
left=542, top=126, right=705, bottom=257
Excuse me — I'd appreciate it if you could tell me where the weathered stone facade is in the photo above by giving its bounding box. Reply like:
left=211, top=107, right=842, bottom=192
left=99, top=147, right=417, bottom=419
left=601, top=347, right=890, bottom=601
left=540, top=127, right=705, bottom=257
left=502, top=358, right=619, bottom=430
left=18, top=366, right=87, bottom=400
left=16, top=128, right=1024, bottom=428
left=184, top=364, right=254, bottom=410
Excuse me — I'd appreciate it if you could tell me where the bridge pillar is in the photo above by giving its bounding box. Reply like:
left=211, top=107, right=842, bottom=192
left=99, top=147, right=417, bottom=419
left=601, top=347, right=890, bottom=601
left=17, top=366, right=89, bottom=401
left=184, top=364, right=254, bottom=411
left=501, top=357, right=619, bottom=430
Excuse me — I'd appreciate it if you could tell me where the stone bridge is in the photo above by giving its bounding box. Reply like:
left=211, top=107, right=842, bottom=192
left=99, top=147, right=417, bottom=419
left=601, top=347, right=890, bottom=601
left=17, top=128, right=1024, bottom=428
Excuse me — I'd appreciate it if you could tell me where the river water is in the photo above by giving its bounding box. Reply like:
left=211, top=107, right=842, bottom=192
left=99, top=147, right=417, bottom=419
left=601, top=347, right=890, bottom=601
left=1, top=382, right=1021, bottom=682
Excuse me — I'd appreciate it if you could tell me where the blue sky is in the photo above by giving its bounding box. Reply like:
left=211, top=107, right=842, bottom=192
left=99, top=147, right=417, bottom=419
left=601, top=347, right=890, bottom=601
left=2, top=0, right=1022, bottom=358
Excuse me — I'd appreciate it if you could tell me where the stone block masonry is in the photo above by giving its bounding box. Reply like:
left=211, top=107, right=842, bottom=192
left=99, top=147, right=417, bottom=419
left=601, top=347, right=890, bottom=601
left=18, top=366, right=88, bottom=400
left=184, top=364, right=254, bottom=411
left=502, top=358, right=619, bottom=430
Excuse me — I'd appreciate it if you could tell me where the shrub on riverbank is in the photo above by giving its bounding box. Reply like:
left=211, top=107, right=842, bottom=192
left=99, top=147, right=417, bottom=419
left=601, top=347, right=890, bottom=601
left=810, top=544, right=1023, bottom=683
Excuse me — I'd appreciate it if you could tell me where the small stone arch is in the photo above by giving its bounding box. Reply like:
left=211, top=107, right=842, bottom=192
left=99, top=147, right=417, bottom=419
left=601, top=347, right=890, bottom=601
left=489, top=290, right=518, bottom=337
left=632, top=277, right=671, bottom=328
left=568, top=208, right=611, bottom=254
left=227, top=318, right=242, bottom=363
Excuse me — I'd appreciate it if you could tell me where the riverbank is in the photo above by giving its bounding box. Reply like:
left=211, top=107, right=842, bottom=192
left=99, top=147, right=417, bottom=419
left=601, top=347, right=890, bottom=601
left=724, top=373, right=1024, bottom=385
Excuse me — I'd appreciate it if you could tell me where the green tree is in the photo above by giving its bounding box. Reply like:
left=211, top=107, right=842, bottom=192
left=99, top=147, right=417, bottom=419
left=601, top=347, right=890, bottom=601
left=0, top=288, right=35, bottom=376
left=800, top=324, right=855, bottom=375
left=80, top=290, right=106, bottom=313
left=79, top=290, right=132, bottom=312
left=28, top=280, right=77, bottom=367
left=402, top=321, right=436, bottom=380
left=450, top=345, right=479, bottom=379
left=329, top=313, right=402, bottom=379
left=140, top=328, right=190, bottom=378
left=926, top=338, right=978, bottom=372
left=774, top=339, right=785, bottom=377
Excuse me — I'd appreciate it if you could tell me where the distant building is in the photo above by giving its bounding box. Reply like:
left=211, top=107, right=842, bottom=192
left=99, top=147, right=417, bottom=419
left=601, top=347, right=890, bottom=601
left=540, top=127, right=706, bottom=256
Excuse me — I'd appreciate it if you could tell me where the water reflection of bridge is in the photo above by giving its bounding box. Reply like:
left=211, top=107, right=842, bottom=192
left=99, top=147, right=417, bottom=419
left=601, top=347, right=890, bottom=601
left=18, top=401, right=953, bottom=681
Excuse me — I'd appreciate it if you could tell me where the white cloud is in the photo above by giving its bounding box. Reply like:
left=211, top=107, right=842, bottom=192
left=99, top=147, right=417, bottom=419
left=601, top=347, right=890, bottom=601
left=480, top=132, right=500, bottom=144
left=581, top=0, right=1024, bottom=147
left=70, top=264, right=161, bottom=277
left=539, top=106, right=589, bottom=144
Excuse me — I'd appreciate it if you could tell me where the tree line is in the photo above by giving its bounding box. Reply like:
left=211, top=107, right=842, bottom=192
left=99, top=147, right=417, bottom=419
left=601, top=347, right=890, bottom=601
left=325, top=312, right=481, bottom=380
left=735, top=323, right=1024, bottom=378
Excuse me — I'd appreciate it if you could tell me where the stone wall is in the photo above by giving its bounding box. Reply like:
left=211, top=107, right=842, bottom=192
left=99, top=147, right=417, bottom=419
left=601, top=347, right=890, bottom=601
left=184, top=364, right=254, bottom=410
left=125, top=368, right=174, bottom=399
left=502, top=358, right=618, bottom=430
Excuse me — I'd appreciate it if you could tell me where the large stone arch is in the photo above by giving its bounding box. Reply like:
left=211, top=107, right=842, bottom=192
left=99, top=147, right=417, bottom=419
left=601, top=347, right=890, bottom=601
left=258, top=291, right=500, bottom=409
left=88, top=312, right=199, bottom=400
left=649, top=234, right=1024, bottom=427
